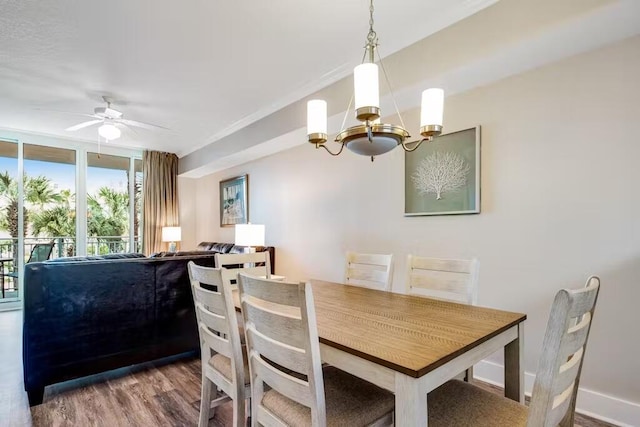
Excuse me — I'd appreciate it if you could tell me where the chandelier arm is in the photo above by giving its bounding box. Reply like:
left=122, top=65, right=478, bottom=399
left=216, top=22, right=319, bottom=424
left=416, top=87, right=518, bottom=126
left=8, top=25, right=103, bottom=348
left=400, top=138, right=430, bottom=153
left=376, top=47, right=407, bottom=130
left=318, top=142, right=346, bottom=156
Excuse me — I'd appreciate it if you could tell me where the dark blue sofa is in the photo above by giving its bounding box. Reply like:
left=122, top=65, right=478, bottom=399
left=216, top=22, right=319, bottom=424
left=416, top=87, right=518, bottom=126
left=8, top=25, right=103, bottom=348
left=22, top=252, right=217, bottom=405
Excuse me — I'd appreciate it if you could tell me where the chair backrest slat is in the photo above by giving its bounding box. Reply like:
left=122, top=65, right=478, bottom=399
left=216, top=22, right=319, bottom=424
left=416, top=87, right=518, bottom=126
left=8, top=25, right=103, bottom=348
left=247, top=327, right=309, bottom=374
left=345, top=252, right=393, bottom=291
left=239, top=274, right=301, bottom=306
left=242, top=301, right=305, bottom=349
left=405, top=255, right=479, bottom=304
left=216, top=252, right=271, bottom=289
left=409, top=256, right=473, bottom=273
left=191, top=285, right=226, bottom=313
left=196, top=302, right=230, bottom=335
left=558, top=313, right=591, bottom=361
left=250, top=352, right=313, bottom=407
left=200, top=326, right=233, bottom=359
left=527, top=276, right=600, bottom=427
left=217, top=252, right=269, bottom=265
left=552, top=347, right=583, bottom=397
left=238, top=274, right=326, bottom=426
left=28, top=242, right=55, bottom=263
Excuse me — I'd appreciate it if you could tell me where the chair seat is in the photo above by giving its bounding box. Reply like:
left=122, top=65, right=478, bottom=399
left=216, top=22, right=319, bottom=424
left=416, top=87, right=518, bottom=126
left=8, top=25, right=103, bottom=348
left=261, top=366, right=394, bottom=426
left=427, top=380, right=528, bottom=427
left=208, top=347, right=250, bottom=385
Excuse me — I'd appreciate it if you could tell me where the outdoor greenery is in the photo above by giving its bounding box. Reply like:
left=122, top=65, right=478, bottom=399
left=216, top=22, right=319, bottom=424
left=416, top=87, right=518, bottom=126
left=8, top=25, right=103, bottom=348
left=0, top=173, right=139, bottom=256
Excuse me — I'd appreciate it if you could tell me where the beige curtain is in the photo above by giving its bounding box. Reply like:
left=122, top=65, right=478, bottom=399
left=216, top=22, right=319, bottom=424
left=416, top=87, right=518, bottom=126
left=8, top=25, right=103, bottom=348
left=142, top=150, right=179, bottom=255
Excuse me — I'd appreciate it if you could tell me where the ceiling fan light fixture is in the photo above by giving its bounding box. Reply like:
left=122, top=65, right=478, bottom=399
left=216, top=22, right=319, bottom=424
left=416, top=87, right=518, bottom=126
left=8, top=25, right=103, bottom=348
left=98, top=123, right=121, bottom=140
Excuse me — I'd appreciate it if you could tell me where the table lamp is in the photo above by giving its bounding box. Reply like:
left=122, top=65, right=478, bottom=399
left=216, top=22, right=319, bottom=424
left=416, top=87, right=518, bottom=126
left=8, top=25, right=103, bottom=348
left=235, top=223, right=265, bottom=253
left=162, top=226, right=181, bottom=252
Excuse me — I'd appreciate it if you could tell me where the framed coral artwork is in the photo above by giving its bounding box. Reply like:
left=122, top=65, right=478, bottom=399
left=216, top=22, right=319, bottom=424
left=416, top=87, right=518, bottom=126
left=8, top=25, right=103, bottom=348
left=220, top=174, right=248, bottom=227
left=404, top=126, right=480, bottom=216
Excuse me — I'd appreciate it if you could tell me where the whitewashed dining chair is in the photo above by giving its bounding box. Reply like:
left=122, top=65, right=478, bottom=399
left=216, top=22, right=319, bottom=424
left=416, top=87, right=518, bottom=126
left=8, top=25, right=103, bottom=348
left=237, top=273, right=395, bottom=427
left=405, top=255, right=479, bottom=304
left=426, top=276, right=601, bottom=427
left=215, top=251, right=271, bottom=289
left=188, top=262, right=250, bottom=427
left=344, top=251, right=394, bottom=291
left=405, top=255, right=479, bottom=381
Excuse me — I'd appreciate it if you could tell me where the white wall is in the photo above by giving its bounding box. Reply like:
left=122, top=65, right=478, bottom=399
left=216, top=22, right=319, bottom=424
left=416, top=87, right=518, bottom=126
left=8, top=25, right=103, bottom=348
left=180, top=35, right=640, bottom=421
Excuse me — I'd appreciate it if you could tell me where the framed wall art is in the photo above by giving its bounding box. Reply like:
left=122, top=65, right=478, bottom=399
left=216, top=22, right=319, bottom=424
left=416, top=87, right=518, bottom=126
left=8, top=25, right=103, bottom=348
left=220, top=174, right=248, bottom=227
left=404, top=126, right=480, bottom=216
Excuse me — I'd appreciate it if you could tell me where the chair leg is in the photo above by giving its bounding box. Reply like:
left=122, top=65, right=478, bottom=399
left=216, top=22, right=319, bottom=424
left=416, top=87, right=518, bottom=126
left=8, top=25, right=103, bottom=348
left=199, top=374, right=214, bottom=427
left=233, top=394, right=246, bottom=427
left=465, top=366, right=474, bottom=382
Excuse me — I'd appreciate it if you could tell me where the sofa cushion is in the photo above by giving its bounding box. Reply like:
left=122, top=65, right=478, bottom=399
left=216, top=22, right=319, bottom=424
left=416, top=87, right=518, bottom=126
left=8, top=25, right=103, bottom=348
left=197, top=242, right=214, bottom=251
left=47, top=256, right=92, bottom=263
left=210, top=243, right=234, bottom=253
left=100, top=253, right=146, bottom=260
left=229, top=245, right=247, bottom=254
left=150, top=250, right=213, bottom=258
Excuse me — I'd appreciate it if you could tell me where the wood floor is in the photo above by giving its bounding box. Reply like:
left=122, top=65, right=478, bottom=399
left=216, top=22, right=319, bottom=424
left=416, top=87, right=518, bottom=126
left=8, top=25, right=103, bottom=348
left=1, top=309, right=616, bottom=427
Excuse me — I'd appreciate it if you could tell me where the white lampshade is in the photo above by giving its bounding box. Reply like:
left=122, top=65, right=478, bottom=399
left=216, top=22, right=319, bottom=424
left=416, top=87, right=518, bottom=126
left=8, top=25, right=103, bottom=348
left=162, top=226, right=182, bottom=242
left=354, top=63, right=380, bottom=109
left=307, top=100, right=327, bottom=135
left=98, top=123, right=122, bottom=140
left=235, top=223, right=265, bottom=247
left=420, top=88, right=444, bottom=127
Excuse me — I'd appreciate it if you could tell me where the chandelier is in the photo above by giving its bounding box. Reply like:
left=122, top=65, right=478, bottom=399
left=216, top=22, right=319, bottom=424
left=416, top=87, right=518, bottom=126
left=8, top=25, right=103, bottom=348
left=306, top=0, right=444, bottom=161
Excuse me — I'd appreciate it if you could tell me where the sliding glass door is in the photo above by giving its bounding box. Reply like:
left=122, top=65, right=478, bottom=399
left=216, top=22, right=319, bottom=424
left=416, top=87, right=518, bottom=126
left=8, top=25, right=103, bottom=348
left=24, top=144, right=77, bottom=260
left=0, top=136, right=142, bottom=307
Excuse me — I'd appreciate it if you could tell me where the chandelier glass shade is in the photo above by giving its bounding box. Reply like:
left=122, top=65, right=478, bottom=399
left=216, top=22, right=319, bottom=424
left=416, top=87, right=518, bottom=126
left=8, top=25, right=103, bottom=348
left=307, top=0, right=444, bottom=161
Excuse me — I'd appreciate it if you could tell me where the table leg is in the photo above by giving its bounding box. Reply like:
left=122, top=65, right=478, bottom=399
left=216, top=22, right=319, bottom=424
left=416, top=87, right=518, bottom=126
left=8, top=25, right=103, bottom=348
left=504, top=322, right=525, bottom=403
left=395, top=372, right=427, bottom=426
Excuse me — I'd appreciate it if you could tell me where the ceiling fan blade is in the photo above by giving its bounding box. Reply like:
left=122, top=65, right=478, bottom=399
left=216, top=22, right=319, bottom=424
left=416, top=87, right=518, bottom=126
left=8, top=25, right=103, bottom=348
left=66, top=119, right=103, bottom=131
left=35, top=109, right=101, bottom=120
left=118, top=122, right=142, bottom=139
left=118, top=118, right=170, bottom=131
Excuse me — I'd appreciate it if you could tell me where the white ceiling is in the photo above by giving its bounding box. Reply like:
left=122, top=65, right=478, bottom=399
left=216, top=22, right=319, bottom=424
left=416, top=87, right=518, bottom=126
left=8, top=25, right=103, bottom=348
left=0, top=0, right=494, bottom=155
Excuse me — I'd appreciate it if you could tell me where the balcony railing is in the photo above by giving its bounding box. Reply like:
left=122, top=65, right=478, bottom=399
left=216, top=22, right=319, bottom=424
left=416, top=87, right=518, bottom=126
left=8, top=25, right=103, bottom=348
left=0, top=236, right=141, bottom=300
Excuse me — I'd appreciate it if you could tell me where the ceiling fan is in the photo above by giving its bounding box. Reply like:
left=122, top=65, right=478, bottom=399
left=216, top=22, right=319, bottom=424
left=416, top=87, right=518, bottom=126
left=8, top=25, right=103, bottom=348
left=64, top=96, right=169, bottom=141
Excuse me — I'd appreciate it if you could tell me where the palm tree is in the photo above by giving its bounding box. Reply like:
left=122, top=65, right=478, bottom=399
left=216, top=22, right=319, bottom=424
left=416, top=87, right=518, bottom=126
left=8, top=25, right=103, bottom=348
left=134, top=172, right=142, bottom=250
left=0, top=173, right=62, bottom=263
left=87, top=187, right=129, bottom=254
left=30, top=190, right=76, bottom=256
left=0, top=173, right=61, bottom=238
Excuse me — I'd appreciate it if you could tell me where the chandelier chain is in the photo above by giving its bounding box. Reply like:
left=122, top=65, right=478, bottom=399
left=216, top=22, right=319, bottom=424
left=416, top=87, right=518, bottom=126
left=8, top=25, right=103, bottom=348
left=366, top=0, right=377, bottom=49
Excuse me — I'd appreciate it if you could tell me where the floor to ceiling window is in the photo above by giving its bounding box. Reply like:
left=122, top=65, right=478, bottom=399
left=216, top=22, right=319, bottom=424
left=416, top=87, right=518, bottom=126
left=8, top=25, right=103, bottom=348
left=24, top=144, right=77, bottom=259
left=134, top=159, right=143, bottom=253
left=87, top=153, right=134, bottom=254
left=0, top=134, right=142, bottom=306
left=0, top=140, right=19, bottom=302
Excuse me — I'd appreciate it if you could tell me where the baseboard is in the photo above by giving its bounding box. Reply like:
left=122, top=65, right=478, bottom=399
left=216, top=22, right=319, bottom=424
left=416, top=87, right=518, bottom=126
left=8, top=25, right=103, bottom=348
left=0, top=301, right=22, bottom=312
left=473, top=360, right=640, bottom=427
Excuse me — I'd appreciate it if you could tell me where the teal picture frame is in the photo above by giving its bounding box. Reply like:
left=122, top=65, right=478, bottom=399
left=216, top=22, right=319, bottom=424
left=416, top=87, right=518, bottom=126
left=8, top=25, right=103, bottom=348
left=404, top=126, right=480, bottom=216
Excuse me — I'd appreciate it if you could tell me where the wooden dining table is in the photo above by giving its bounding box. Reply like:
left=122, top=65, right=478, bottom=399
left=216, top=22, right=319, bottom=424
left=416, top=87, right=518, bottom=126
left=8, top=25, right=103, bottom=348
left=235, top=279, right=526, bottom=426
